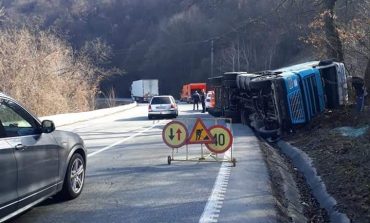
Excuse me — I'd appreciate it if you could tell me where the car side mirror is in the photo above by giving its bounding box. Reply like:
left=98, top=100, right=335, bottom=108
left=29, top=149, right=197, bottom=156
left=41, top=120, right=55, bottom=133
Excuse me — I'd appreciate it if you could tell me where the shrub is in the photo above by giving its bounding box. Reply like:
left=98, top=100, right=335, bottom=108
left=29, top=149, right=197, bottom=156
left=0, top=27, right=105, bottom=116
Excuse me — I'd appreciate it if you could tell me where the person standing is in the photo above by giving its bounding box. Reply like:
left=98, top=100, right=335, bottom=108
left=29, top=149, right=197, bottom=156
left=192, top=91, right=200, bottom=110
left=352, top=77, right=367, bottom=112
left=200, top=89, right=206, bottom=113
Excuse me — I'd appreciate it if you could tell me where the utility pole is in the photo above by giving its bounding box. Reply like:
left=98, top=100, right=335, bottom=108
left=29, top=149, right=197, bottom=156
left=211, top=39, right=214, bottom=77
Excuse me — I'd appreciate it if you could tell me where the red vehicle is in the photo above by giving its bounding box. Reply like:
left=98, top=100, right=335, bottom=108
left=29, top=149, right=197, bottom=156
left=180, top=83, right=206, bottom=103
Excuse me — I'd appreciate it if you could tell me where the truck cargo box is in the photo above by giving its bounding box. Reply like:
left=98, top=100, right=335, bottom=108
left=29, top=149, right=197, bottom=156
left=131, top=79, right=159, bottom=102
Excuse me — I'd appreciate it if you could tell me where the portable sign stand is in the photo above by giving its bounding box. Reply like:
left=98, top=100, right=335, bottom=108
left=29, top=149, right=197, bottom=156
left=162, top=118, right=236, bottom=167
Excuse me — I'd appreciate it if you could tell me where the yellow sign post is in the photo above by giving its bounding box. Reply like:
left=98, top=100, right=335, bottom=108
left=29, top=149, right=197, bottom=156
left=162, top=121, right=188, bottom=148
left=187, top=118, right=213, bottom=144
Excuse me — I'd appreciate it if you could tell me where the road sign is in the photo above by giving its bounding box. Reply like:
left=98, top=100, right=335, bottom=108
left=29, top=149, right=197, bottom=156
left=162, top=121, right=188, bottom=148
left=205, top=125, right=233, bottom=154
left=188, top=118, right=213, bottom=144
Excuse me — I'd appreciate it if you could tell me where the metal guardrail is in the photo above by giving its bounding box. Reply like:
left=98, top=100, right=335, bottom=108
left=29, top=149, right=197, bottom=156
left=95, top=98, right=133, bottom=109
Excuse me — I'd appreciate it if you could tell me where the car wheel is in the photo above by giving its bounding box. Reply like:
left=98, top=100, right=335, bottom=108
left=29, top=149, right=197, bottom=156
left=61, top=153, right=85, bottom=200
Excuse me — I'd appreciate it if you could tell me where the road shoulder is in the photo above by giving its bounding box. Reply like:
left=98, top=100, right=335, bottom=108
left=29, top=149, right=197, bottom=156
left=218, top=124, right=277, bottom=223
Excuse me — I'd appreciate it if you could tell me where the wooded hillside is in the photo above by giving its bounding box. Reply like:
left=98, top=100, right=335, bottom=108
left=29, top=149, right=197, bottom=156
left=1, top=0, right=369, bottom=98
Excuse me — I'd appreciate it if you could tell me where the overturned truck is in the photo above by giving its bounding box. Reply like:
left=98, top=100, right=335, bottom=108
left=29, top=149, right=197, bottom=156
left=207, top=60, right=348, bottom=138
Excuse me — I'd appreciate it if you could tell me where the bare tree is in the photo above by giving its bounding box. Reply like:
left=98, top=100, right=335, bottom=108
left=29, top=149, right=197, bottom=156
left=221, top=43, right=238, bottom=72
left=0, top=7, right=3, bottom=16
left=322, top=0, right=344, bottom=61
left=335, top=0, right=370, bottom=89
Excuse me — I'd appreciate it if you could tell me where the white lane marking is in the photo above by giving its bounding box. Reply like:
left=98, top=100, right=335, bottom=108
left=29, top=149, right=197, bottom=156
left=199, top=150, right=232, bottom=223
left=87, top=121, right=163, bottom=158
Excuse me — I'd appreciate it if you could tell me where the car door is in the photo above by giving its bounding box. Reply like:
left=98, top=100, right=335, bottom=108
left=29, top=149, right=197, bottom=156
left=0, top=100, right=59, bottom=208
left=0, top=134, right=18, bottom=219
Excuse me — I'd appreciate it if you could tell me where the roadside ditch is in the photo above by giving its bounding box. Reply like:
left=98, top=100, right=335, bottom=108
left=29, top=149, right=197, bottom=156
left=260, top=141, right=329, bottom=222
left=258, top=106, right=369, bottom=223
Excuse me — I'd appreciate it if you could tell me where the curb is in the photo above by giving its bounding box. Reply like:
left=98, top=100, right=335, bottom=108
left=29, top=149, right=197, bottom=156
left=41, top=102, right=138, bottom=127
left=276, top=140, right=350, bottom=223
left=260, top=141, right=307, bottom=223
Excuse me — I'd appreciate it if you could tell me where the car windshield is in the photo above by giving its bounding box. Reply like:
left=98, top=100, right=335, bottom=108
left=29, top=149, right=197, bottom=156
left=151, top=97, right=171, bottom=104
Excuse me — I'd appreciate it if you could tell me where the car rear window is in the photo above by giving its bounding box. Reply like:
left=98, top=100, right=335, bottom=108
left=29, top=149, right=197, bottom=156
left=151, top=97, right=171, bottom=104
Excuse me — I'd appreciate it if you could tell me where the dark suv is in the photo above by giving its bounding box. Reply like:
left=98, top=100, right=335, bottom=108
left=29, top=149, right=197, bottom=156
left=0, top=93, right=87, bottom=222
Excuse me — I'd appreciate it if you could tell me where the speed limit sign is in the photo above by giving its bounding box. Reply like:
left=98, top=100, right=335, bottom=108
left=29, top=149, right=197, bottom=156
left=205, top=125, right=233, bottom=154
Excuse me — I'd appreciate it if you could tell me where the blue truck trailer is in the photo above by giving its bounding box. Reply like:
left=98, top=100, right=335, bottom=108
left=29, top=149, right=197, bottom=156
left=207, top=60, right=348, bottom=138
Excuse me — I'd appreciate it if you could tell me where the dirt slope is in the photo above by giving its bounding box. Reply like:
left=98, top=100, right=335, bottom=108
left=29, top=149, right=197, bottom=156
left=284, top=107, right=370, bottom=223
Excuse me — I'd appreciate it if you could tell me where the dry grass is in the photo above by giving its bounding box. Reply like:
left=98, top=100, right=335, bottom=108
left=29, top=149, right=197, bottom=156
left=0, top=27, right=101, bottom=116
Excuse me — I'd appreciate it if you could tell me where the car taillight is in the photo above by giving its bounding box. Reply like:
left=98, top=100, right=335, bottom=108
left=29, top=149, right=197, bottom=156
left=148, top=105, right=152, bottom=111
left=171, top=104, right=175, bottom=109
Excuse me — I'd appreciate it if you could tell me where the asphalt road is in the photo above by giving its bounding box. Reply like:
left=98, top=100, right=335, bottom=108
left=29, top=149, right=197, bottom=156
left=11, top=104, right=277, bottom=223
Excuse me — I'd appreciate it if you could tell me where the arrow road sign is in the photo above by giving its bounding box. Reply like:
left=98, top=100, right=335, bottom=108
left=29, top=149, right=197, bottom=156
left=176, top=129, right=182, bottom=140
left=169, top=128, right=175, bottom=140
left=162, top=121, right=188, bottom=148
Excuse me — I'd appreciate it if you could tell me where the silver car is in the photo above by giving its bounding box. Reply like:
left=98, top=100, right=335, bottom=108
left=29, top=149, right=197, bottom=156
left=148, top=95, right=178, bottom=119
left=0, top=93, right=86, bottom=222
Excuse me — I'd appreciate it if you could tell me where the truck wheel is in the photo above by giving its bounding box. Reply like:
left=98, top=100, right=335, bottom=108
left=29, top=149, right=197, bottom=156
left=249, top=75, right=275, bottom=91
left=224, top=110, right=241, bottom=123
left=240, top=110, right=246, bottom=125
left=240, top=109, right=250, bottom=125
left=207, top=108, right=213, bottom=115
left=318, top=59, right=333, bottom=66
left=250, top=118, right=264, bottom=131
left=208, top=77, right=218, bottom=85
left=211, top=109, right=222, bottom=117
left=223, top=73, right=238, bottom=81
left=223, top=80, right=237, bottom=88
left=257, top=126, right=279, bottom=138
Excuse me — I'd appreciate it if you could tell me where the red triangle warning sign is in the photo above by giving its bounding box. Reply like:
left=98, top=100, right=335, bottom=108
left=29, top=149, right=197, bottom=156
left=188, top=118, right=213, bottom=144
